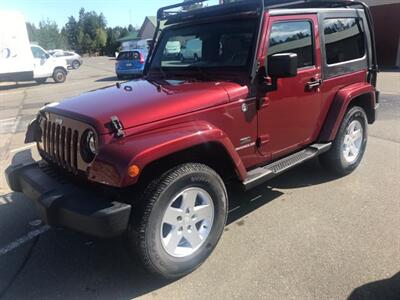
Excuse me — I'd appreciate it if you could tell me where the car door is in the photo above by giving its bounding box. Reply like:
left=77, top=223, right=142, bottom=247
left=257, top=14, right=323, bottom=159
left=31, top=46, right=52, bottom=78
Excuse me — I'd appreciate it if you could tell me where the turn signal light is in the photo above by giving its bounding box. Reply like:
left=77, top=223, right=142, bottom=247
left=128, top=165, right=140, bottom=177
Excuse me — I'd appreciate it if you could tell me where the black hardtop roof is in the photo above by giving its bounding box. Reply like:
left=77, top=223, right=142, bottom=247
left=159, top=0, right=366, bottom=25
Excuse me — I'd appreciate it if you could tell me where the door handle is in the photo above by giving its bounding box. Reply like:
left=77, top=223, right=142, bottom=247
left=306, top=79, right=322, bottom=90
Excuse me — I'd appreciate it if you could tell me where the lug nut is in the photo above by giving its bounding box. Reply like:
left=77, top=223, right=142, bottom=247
left=177, top=216, right=182, bottom=221
left=191, top=214, right=197, bottom=220
left=178, top=226, right=183, bottom=232
left=187, top=225, right=192, bottom=230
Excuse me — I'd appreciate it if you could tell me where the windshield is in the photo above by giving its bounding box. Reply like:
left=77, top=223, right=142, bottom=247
left=149, top=18, right=258, bottom=77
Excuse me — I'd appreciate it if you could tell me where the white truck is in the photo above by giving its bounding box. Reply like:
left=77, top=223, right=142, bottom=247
left=0, top=11, right=68, bottom=84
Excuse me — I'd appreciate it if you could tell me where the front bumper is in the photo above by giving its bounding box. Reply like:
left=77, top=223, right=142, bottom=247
left=5, top=162, right=131, bottom=238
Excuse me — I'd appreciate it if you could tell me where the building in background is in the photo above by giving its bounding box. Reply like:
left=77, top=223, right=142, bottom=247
left=138, top=16, right=159, bottom=40
left=364, top=0, right=400, bottom=68
left=117, top=31, right=140, bottom=52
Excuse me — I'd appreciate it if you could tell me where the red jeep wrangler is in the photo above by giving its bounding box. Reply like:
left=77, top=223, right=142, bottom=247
left=6, top=0, right=379, bottom=278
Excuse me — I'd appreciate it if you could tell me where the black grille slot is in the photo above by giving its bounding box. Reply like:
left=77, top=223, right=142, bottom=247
left=72, top=130, right=79, bottom=170
left=43, top=119, right=47, bottom=152
left=66, top=128, right=72, bottom=168
left=60, top=126, right=66, bottom=165
left=55, top=124, right=61, bottom=163
left=41, top=118, right=80, bottom=172
left=46, top=121, right=51, bottom=154
left=50, top=123, right=56, bottom=159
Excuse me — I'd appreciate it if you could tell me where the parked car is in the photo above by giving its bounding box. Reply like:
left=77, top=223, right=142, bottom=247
left=7, top=0, right=379, bottom=279
left=180, top=38, right=202, bottom=62
left=49, top=50, right=83, bottom=69
left=115, top=49, right=147, bottom=79
left=0, top=11, right=68, bottom=84
left=163, top=40, right=181, bottom=59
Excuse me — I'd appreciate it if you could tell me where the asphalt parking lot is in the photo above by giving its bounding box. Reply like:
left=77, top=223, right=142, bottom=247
left=0, top=57, right=399, bottom=299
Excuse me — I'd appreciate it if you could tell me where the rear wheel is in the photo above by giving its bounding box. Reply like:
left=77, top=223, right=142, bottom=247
left=52, top=68, right=66, bottom=83
left=72, top=60, right=81, bottom=69
left=129, top=163, right=228, bottom=279
left=319, top=106, right=368, bottom=175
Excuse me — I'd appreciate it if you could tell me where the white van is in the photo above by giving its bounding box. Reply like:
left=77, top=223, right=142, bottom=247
left=0, top=11, right=68, bottom=84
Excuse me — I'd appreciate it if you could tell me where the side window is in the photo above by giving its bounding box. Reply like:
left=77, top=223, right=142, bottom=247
left=268, top=21, right=314, bottom=68
left=324, top=18, right=365, bottom=65
left=31, top=46, right=46, bottom=59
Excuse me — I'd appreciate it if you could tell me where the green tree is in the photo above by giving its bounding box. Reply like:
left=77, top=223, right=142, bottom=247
left=66, top=8, right=108, bottom=54
left=64, top=16, right=79, bottom=51
left=26, top=22, right=37, bottom=43
left=35, top=20, right=65, bottom=49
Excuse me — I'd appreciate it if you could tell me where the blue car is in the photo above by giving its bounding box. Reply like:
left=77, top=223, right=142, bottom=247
left=115, top=49, right=147, bottom=79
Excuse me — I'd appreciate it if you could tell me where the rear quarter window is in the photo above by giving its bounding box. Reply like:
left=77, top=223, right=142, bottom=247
left=117, top=51, right=141, bottom=61
left=323, top=18, right=365, bottom=65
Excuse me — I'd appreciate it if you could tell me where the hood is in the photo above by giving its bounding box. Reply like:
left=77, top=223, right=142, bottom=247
left=45, top=79, right=247, bottom=134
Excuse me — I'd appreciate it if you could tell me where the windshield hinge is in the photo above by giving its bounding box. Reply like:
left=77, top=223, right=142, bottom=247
left=109, top=116, right=125, bottom=138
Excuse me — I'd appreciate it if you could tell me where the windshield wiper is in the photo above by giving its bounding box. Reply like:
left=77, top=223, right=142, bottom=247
left=151, top=67, right=168, bottom=79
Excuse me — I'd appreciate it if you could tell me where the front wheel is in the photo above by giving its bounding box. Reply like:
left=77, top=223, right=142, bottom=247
left=319, top=106, right=368, bottom=175
left=129, top=163, right=228, bottom=279
left=52, top=68, right=66, bottom=83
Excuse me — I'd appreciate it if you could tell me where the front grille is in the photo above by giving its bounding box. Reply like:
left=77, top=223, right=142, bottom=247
left=38, top=113, right=93, bottom=173
left=42, top=119, right=79, bottom=171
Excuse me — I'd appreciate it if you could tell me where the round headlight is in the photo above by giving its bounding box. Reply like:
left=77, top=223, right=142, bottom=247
left=87, top=130, right=96, bottom=154
left=80, top=129, right=97, bottom=162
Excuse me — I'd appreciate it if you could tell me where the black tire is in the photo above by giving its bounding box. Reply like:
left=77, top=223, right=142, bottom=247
left=72, top=60, right=81, bottom=69
left=34, top=78, right=47, bottom=84
left=129, top=163, right=228, bottom=279
left=319, top=106, right=368, bottom=176
left=52, top=68, right=66, bottom=83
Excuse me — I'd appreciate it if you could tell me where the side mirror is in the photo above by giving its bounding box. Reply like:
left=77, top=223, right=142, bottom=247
left=267, top=53, right=298, bottom=78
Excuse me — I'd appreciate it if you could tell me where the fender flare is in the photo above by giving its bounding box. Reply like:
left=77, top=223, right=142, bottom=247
left=88, top=121, right=247, bottom=187
left=319, top=83, right=376, bottom=142
left=53, top=66, right=68, bottom=76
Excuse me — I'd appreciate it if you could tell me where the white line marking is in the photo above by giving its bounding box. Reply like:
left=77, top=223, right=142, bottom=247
left=9, top=143, right=36, bottom=153
left=228, top=206, right=240, bottom=213
left=250, top=195, right=262, bottom=202
left=0, top=90, right=25, bottom=96
left=0, top=225, right=50, bottom=256
left=0, top=117, right=18, bottom=123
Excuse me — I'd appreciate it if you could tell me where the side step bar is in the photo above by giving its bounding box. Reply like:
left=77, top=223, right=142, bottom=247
left=243, top=143, right=332, bottom=190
